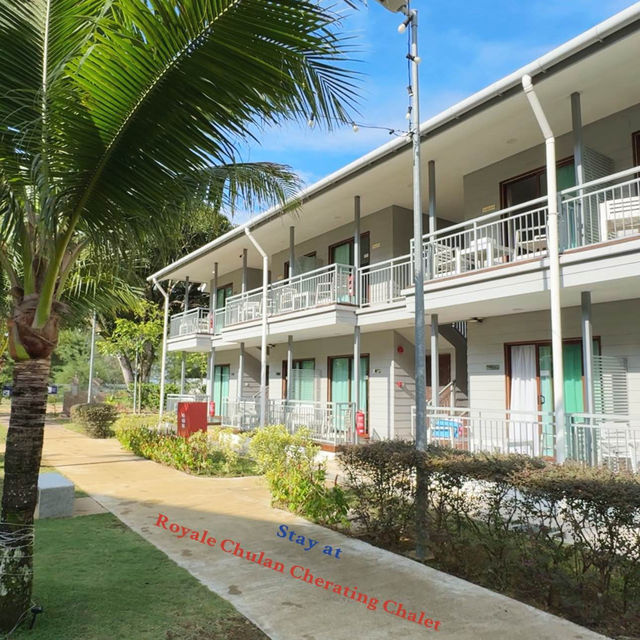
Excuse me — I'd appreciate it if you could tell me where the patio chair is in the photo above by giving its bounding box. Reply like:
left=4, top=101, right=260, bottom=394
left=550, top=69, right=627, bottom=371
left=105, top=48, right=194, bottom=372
left=315, top=281, right=333, bottom=305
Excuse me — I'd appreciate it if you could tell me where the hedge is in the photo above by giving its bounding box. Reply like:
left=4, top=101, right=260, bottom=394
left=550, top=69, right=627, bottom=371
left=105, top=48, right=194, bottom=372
left=337, top=442, right=640, bottom=636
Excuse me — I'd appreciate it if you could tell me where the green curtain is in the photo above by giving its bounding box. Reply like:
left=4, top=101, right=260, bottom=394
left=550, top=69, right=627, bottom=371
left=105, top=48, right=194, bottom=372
left=563, top=343, right=584, bottom=414
left=291, top=360, right=314, bottom=401
left=331, top=358, right=350, bottom=403
left=216, top=285, right=232, bottom=308
left=333, top=242, right=352, bottom=265
left=350, top=356, right=368, bottom=413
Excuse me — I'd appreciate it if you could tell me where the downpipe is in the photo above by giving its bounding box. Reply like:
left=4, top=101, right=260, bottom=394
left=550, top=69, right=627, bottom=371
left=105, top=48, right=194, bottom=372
left=152, top=277, right=170, bottom=423
left=522, top=74, right=566, bottom=462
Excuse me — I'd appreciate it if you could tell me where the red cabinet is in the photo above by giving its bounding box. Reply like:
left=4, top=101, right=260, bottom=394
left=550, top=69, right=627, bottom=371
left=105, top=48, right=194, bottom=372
left=177, top=402, right=208, bottom=437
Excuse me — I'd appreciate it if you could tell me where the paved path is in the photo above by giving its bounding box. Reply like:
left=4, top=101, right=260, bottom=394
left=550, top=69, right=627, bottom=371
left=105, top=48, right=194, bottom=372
left=40, top=426, right=608, bottom=640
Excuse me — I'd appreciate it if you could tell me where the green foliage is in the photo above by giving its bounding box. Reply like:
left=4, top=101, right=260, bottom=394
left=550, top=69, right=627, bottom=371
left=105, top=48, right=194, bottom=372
left=51, top=328, right=121, bottom=386
left=71, top=403, right=119, bottom=438
left=249, top=425, right=348, bottom=525
left=115, top=422, right=257, bottom=477
left=337, top=443, right=640, bottom=636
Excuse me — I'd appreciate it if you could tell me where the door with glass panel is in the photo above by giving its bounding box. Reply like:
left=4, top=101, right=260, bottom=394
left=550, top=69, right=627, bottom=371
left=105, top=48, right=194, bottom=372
left=329, top=355, right=369, bottom=433
left=282, top=359, right=315, bottom=401
left=213, top=364, right=230, bottom=416
left=329, top=235, right=370, bottom=303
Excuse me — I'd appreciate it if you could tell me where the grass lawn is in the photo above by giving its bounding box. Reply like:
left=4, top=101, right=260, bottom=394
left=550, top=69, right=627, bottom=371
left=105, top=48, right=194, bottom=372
left=12, top=513, right=267, bottom=640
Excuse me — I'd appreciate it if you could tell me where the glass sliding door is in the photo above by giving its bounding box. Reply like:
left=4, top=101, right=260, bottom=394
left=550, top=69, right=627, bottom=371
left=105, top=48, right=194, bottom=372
left=213, top=364, right=230, bottom=415
left=283, top=359, right=315, bottom=402
left=330, top=355, right=369, bottom=431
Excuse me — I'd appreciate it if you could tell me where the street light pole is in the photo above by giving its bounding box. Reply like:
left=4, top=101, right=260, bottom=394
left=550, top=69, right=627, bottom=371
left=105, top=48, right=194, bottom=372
left=375, top=0, right=429, bottom=560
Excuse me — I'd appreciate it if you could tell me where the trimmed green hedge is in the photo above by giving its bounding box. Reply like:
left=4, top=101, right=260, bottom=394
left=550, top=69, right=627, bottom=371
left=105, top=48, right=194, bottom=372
left=338, top=442, right=640, bottom=636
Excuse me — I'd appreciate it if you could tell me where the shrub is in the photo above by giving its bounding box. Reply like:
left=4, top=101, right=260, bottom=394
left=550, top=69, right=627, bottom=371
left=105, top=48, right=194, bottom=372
left=338, top=441, right=640, bottom=635
left=71, top=402, right=119, bottom=438
left=249, top=425, right=348, bottom=525
left=115, top=422, right=256, bottom=476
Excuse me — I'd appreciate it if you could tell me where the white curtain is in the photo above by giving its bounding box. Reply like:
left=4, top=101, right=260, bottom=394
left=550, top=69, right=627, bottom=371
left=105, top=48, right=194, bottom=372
left=509, top=345, right=539, bottom=455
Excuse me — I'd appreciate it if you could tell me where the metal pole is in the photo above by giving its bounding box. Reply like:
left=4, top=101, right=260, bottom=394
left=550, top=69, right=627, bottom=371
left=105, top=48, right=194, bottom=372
left=430, top=314, right=439, bottom=407
left=523, top=74, right=566, bottom=462
left=427, top=161, right=436, bottom=280
left=581, top=292, right=595, bottom=413
left=286, top=335, right=293, bottom=402
left=153, top=278, right=170, bottom=422
left=180, top=277, right=189, bottom=395
left=133, top=349, right=138, bottom=414
left=353, top=195, right=361, bottom=435
left=238, top=342, right=245, bottom=400
left=242, top=249, right=248, bottom=293
left=571, top=92, right=585, bottom=186
left=405, top=7, right=429, bottom=561
left=245, top=229, right=269, bottom=427
left=289, top=226, right=295, bottom=278
left=87, top=311, right=96, bottom=403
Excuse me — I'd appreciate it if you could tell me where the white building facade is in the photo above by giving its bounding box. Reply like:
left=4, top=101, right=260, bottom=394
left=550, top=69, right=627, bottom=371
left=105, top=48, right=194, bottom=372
left=150, top=6, right=640, bottom=468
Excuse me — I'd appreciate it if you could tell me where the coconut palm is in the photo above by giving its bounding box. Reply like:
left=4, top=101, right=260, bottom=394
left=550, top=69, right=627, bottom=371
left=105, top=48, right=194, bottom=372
left=0, top=0, right=357, bottom=628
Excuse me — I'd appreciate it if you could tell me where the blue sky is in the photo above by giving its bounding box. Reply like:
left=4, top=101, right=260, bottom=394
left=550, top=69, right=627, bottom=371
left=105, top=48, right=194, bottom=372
left=236, top=0, right=635, bottom=222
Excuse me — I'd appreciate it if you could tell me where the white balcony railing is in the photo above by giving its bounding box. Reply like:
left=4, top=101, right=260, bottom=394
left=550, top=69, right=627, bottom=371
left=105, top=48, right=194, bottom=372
left=410, top=406, right=640, bottom=472
left=560, top=167, right=640, bottom=249
left=268, top=399, right=356, bottom=445
left=220, top=398, right=356, bottom=445
left=360, top=254, right=412, bottom=307
left=169, top=307, right=211, bottom=338
left=165, top=393, right=209, bottom=414
left=223, top=263, right=356, bottom=328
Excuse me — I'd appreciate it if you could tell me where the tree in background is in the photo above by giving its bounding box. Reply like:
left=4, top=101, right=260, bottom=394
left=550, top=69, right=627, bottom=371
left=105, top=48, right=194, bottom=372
left=0, top=0, right=358, bottom=628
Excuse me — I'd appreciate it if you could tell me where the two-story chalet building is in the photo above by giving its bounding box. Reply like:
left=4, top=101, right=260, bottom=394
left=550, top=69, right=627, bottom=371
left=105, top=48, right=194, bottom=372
left=149, top=4, right=640, bottom=468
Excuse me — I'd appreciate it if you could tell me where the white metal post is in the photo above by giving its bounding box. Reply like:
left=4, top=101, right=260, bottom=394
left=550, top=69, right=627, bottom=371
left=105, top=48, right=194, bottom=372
left=427, top=160, right=436, bottom=279
left=289, top=226, right=295, bottom=278
left=353, top=195, right=361, bottom=429
left=87, top=311, right=97, bottom=403
left=522, top=74, right=566, bottom=462
left=245, top=228, right=269, bottom=427
left=581, top=292, right=595, bottom=414
left=133, top=349, right=138, bottom=414
left=430, top=314, right=439, bottom=407
left=238, top=342, right=245, bottom=400
left=242, top=249, right=248, bottom=293
left=180, top=276, right=190, bottom=395
left=286, top=335, right=293, bottom=402
left=153, top=278, right=170, bottom=422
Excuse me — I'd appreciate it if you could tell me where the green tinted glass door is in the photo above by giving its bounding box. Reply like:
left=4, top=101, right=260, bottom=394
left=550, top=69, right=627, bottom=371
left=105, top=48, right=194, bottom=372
left=332, top=242, right=352, bottom=266
left=292, top=359, right=314, bottom=401
left=216, top=285, right=233, bottom=309
left=350, top=356, right=369, bottom=413
left=213, top=365, right=230, bottom=414
left=331, top=357, right=350, bottom=430
left=538, top=345, right=554, bottom=456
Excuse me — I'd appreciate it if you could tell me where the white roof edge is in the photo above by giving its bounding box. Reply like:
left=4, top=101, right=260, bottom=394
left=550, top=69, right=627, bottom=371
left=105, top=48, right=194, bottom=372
left=148, top=2, right=640, bottom=283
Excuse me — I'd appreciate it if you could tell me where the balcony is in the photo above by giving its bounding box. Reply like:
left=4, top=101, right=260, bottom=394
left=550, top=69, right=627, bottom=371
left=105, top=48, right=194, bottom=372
left=168, top=306, right=226, bottom=340
left=223, top=262, right=357, bottom=328
left=410, top=406, right=640, bottom=472
left=410, top=166, right=640, bottom=285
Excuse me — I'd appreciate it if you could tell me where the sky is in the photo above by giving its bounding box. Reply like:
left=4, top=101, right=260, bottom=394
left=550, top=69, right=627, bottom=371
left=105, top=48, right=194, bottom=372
left=234, top=0, right=636, bottom=223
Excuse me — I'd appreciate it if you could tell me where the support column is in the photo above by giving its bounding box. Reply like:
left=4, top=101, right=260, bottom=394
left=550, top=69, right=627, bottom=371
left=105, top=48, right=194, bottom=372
left=581, top=292, right=595, bottom=414
left=430, top=314, right=439, bottom=408
left=87, top=311, right=97, bottom=403
left=206, top=266, right=217, bottom=402
left=289, top=226, right=295, bottom=278
left=180, top=277, right=190, bottom=394
left=242, top=249, right=248, bottom=293
left=238, top=342, right=245, bottom=400
left=353, top=195, right=361, bottom=439
left=208, top=348, right=216, bottom=412
left=571, top=92, right=585, bottom=186
left=427, top=161, right=436, bottom=279
left=286, top=336, right=293, bottom=402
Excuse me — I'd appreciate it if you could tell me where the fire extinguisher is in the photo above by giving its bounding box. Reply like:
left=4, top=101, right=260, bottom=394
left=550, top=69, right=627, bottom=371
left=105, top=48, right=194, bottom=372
left=208, top=401, right=215, bottom=417
left=208, top=313, right=214, bottom=332
left=347, top=274, right=354, bottom=297
left=355, top=410, right=367, bottom=436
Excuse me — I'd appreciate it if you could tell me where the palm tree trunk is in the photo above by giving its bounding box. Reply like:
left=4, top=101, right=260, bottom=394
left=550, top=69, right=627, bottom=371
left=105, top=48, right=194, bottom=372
left=0, top=357, right=50, bottom=632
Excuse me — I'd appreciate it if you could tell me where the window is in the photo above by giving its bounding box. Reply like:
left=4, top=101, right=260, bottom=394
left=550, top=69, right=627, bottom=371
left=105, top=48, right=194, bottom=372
left=500, top=158, right=576, bottom=209
left=284, top=252, right=317, bottom=279
left=215, top=284, right=233, bottom=308
left=633, top=131, right=640, bottom=166
left=328, top=233, right=370, bottom=267
left=212, top=364, right=230, bottom=415
left=282, top=359, right=315, bottom=401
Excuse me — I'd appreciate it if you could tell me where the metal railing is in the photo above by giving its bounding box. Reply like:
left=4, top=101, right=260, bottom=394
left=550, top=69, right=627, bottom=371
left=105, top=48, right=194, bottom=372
left=221, top=398, right=261, bottom=430
left=268, top=399, right=356, bottom=445
left=165, top=393, right=209, bottom=413
left=169, top=307, right=211, bottom=338
left=223, top=263, right=357, bottom=328
left=560, top=168, right=640, bottom=249
left=411, top=406, right=555, bottom=458
left=413, top=200, right=549, bottom=281
left=359, top=254, right=412, bottom=307
left=567, top=413, right=640, bottom=473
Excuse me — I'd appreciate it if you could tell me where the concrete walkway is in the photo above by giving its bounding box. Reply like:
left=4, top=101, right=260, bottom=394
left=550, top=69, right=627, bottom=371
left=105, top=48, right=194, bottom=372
left=40, top=426, right=609, bottom=640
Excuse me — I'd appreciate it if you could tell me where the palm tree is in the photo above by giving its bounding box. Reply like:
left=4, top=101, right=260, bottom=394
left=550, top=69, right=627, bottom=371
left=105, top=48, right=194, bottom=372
left=0, top=0, right=357, bottom=629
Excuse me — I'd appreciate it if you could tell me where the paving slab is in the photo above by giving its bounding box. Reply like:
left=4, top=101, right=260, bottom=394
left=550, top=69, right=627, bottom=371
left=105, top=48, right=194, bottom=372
left=40, top=425, right=610, bottom=640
